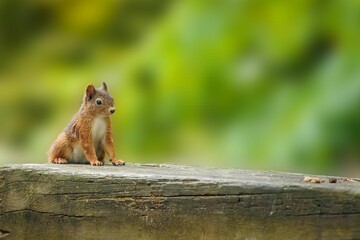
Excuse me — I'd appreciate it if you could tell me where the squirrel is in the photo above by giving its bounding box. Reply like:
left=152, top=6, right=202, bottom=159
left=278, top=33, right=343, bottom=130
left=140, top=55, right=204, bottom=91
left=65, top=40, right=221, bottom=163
left=48, top=82, right=125, bottom=166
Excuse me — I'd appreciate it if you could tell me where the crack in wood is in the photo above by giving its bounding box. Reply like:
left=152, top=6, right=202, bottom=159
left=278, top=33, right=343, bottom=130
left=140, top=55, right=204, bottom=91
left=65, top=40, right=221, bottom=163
left=0, top=209, right=97, bottom=219
left=0, top=229, right=10, bottom=239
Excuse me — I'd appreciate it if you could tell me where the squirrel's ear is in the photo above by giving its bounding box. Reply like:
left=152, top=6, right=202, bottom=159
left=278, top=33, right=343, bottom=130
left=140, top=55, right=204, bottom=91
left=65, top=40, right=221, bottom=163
left=86, top=84, right=96, bottom=100
left=102, top=82, right=108, bottom=91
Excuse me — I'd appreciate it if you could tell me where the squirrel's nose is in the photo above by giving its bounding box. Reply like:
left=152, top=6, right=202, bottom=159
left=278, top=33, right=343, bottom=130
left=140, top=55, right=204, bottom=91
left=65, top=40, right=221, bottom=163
left=110, top=107, right=115, bottom=114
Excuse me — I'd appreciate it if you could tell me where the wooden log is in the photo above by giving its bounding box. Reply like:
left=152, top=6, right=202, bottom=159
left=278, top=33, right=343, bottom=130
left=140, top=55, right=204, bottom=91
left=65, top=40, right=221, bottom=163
left=0, top=164, right=359, bottom=239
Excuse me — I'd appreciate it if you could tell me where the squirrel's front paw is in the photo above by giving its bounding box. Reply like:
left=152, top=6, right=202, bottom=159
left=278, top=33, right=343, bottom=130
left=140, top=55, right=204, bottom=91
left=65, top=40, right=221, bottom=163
left=110, top=159, right=125, bottom=166
left=90, top=160, right=104, bottom=166
left=53, top=158, right=68, bottom=164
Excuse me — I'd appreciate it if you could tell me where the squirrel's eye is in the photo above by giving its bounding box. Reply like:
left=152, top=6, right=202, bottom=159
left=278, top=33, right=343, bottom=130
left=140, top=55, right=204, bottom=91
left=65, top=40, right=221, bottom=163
left=96, top=98, right=103, bottom=106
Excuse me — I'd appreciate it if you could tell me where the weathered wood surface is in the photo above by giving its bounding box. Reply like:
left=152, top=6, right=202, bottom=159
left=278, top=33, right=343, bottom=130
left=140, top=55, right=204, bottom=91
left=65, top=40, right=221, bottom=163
left=0, top=164, right=359, bottom=240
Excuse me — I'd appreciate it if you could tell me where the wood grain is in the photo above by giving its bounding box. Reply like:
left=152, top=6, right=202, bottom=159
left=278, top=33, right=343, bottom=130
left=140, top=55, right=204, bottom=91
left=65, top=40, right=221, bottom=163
left=0, top=164, right=359, bottom=239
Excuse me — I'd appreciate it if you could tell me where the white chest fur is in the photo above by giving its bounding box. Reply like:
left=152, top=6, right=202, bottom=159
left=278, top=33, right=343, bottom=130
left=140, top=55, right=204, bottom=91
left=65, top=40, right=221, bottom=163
left=92, top=117, right=107, bottom=144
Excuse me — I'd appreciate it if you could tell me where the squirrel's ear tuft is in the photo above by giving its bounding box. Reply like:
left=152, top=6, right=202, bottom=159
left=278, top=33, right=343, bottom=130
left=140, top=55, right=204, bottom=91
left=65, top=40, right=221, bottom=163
left=86, top=84, right=96, bottom=100
left=102, top=82, right=108, bottom=91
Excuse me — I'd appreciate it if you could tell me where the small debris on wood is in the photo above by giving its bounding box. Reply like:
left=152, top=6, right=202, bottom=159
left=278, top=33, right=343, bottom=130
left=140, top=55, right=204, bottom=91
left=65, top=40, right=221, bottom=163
left=329, top=178, right=337, bottom=183
left=344, top=178, right=360, bottom=183
left=303, top=176, right=325, bottom=183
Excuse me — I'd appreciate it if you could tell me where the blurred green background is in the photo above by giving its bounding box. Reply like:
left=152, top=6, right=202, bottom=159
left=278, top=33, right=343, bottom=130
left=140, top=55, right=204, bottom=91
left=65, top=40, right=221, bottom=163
left=1, top=0, right=360, bottom=177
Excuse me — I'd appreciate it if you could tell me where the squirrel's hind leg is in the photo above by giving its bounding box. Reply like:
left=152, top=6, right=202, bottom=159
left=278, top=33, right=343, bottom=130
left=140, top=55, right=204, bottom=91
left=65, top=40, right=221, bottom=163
left=48, top=133, right=72, bottom=164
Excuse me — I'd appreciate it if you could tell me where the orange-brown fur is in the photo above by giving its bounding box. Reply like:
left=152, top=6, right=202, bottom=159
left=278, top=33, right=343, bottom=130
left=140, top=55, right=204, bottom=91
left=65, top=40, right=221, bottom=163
left=48, top=82, right=125, bottom=166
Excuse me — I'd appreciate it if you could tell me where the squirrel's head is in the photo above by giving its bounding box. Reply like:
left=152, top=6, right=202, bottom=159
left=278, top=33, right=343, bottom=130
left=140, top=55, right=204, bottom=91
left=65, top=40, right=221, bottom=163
left=83, top=82, right=115, bottom=117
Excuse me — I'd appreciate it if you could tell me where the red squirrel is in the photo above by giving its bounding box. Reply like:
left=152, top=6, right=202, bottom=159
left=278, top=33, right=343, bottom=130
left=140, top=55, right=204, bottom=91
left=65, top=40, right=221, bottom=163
left=48, top=82, right=125, bottom=166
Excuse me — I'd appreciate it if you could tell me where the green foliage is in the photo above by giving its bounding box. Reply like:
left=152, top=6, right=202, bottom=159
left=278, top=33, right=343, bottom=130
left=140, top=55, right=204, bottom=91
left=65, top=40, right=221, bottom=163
left=0, top=0, right=360, bottom=175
